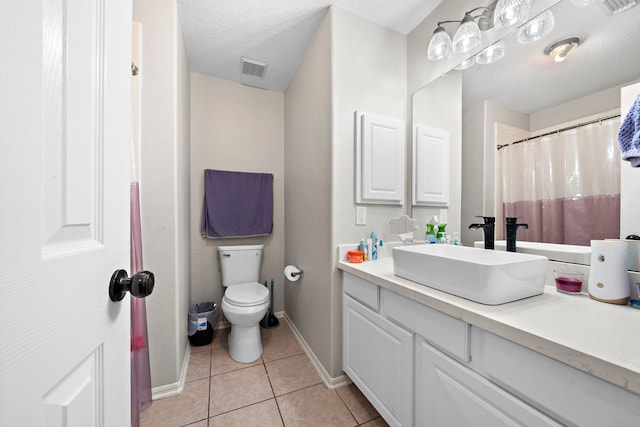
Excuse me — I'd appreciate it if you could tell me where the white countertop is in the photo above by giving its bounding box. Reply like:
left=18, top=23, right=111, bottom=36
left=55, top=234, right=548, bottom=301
left=338, top=256, right=640, bottom=396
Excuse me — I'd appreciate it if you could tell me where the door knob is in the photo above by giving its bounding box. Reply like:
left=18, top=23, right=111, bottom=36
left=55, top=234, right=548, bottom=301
left=109, top=269, right=155, bottom=302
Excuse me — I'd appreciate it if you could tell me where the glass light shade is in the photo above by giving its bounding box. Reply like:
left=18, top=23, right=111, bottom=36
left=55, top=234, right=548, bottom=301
left=452, top=14, right=481, bottom=54
left=454, top=56, right=475, bottom=70
left=428, top=27, right=452, bottom=61
left=475, top=39, right=506, bottom=65
left=517, top=10, right=555, bottom=43
left=494, top=0, right=531, bottom=28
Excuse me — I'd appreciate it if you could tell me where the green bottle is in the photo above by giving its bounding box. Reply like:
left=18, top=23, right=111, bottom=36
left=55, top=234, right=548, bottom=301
left=425, top=224, right=436, bottom=244
left=436, top=224, right=447, bottom=244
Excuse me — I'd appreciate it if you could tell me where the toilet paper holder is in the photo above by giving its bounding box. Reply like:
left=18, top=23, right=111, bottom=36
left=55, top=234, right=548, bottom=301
left=284, top=265, right=304, bottom=281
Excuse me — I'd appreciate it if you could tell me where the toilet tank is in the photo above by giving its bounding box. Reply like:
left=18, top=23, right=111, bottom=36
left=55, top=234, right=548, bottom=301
left=217, top=244, right=264, bottom=287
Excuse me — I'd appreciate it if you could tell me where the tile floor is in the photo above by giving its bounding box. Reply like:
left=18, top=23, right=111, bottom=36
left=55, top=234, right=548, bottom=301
left=140, top=319, right=389, bottom=427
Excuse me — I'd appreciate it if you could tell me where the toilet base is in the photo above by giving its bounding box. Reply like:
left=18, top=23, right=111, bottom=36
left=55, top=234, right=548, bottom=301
left=228, top=323, right=263, bottom=363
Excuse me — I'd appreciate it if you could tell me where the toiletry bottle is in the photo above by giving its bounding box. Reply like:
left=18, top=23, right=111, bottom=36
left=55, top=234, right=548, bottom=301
left=359, top=239, right=367, bottom=261
left=436, top=223, right=447, bottom=244
left=425, top=224, right=437, bottom=244
left=370, top=232, right=378, bottom=260
left=366, top=238, right=373, bottom=261
left=378, top=240, right=384, bottom=258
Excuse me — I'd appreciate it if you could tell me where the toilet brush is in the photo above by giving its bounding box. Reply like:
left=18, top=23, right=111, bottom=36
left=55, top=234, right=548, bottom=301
left=260, top=279, right=279, bottom=329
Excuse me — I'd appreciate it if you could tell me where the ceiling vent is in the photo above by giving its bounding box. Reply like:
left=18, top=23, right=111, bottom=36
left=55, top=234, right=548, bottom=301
left=240, top=57, right=268, bottom=78
left=596, top=0, right=637, bottom=15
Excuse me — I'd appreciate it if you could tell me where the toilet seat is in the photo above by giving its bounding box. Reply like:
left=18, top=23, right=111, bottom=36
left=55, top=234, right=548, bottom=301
left=224, top=282, right=269, bottom=307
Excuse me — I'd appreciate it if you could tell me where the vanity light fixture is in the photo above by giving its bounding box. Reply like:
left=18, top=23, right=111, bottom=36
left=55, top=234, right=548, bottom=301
left=494, top=0, right=531, bottom=28
left=427, top=24, right=453, bottom=60
left=517, top=9, right=555, bottom=43
left=427, top=4, right=497, bottom=61
left=454, top=56, right=476, bottom=70
left=544, top=37, right=580, bottom=62
left=476, top=39, right=506, bottom=64
left=452, top=12, right=483, bottom=54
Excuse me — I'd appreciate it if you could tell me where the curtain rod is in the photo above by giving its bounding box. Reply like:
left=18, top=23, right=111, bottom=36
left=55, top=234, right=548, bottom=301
left=496, top=113, right=621, bottom=151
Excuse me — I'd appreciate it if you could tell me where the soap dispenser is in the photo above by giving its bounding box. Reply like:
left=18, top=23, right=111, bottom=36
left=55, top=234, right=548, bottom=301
left=425, top=224, right=437, bottom=244
left=426, top=216, right=439, bottom=244
left=436, top=223, right=447, bottom=244
left=588, top=240, right=630, bottom=305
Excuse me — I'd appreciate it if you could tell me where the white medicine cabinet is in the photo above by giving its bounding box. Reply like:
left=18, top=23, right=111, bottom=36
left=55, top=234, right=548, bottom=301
left=355, top=111, right=405, bottom=205
left=413, top=124, right=450, bottom=206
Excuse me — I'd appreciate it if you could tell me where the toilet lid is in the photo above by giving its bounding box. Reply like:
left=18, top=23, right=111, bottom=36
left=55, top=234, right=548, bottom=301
left=224, top=282, right=269, bottom=307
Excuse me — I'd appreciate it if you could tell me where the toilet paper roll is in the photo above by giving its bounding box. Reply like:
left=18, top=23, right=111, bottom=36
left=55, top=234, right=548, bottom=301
left=284, top=265, right=303, bottom=282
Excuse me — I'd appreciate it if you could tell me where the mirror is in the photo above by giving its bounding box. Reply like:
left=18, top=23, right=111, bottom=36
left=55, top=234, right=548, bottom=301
left=412, top=1, right=640, bottom=264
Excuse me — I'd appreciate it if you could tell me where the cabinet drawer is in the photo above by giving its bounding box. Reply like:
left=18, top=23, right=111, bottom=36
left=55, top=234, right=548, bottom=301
left=343, top=272, right=379, bottom=310
left=480, top=332, right=640, bottom=426
left=382, top=289, right=470, bottom=362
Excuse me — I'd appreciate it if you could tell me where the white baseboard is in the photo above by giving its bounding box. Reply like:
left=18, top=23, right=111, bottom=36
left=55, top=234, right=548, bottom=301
left=284, top=313, right=351, bottom=390
left=150, top=342, right=189, bottom=400
left=150, top=311, right=348, bottom=400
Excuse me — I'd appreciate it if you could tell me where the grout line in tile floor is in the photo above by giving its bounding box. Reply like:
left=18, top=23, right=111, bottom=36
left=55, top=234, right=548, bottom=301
left=140, top=318, right=389, bottom=427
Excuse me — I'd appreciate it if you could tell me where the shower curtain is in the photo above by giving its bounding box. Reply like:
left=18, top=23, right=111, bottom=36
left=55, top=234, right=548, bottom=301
left=131, top=21, right=151, bottom=426
left=499, top=117, right=621, bottom=246
left=130, top=180, right=152, bottom=426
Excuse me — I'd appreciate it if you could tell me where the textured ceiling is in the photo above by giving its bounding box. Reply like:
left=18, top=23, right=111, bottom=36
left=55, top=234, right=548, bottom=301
left=177, top=0, right=443, bottom=92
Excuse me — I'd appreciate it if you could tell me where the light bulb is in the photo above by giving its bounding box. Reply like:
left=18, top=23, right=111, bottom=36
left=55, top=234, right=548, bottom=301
left=454, top=56, right=475, bottom=70
left=517, top=10, right=555, bottom=43
left=494, top=0, right=531, bottom=28
left=476, top=39, right=506, bottom=65
left=428, top=26, right=452, bottom=61
left=452, top=13, right=481, bottom=54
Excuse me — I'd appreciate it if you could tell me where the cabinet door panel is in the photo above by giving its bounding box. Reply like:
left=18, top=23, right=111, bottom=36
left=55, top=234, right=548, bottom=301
left=355, top=111, right=405, bottom=204
left=343, top=295, right=412, bottom=427
left=416, top=338, right=560, bottom=427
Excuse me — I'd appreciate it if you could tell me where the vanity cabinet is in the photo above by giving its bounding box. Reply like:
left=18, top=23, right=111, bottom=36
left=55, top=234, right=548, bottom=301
left=342, top=271, right=640, bottom=427
left=415, top=337, right=559, bottom=427
left=343, top=276, right=413, bottom=427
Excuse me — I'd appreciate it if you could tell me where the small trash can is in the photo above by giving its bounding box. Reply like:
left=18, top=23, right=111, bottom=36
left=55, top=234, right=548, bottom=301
left=188, top=302, right=217, bottom=346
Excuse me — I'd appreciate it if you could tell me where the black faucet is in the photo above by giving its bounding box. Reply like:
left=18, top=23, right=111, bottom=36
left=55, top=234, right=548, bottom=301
left=505, top=217, right=528, bottom=252
left=469, top=216, right=495, bottom=250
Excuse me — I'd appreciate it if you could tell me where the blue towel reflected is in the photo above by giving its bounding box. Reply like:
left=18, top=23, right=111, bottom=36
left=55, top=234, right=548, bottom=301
left=618, top=93, right=640, bottom=167
left=201, top=169, right=273, bottom=239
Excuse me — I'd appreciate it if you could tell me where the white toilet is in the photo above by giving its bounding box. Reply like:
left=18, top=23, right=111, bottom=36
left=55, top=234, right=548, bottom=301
left=217, top=244, right=270, bottom=363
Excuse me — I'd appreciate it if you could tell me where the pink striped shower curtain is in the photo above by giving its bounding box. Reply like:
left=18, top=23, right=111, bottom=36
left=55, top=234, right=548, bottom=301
left=499, top=118, right=621, bottom=246
left=131, top=182, right=152, bottom=426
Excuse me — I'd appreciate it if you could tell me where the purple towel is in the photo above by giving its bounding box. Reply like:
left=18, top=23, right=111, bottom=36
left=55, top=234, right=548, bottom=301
left=618, top=93, right=640, bottom=167
left=201, top=169, right=273, bottom=239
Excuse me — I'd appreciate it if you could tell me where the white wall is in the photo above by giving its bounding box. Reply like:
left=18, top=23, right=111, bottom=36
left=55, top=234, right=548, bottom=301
left=530, top=86, right=622, bottom=132
left=331, top=7, right=407, bottom=377
left=284, top=6, right=407, bottom=381
left=133, top=0, right=191, bottom=390
left=284, top=8, right=334, bottom=379
left=190, top=74, right=285, bottom=314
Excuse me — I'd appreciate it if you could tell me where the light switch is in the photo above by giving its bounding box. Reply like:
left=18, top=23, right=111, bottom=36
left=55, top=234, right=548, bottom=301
left=356, top=206, right=367, bottom=225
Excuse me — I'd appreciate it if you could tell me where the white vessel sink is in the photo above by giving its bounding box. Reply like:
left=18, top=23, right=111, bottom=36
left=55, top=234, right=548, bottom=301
left=393, top=245, right=548, bottom=305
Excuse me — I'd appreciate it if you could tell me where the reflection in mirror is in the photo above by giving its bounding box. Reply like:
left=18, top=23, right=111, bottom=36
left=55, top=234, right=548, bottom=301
left=451, top=1, right=640, bottom=254
left=411, top=72, right=462, bottom=241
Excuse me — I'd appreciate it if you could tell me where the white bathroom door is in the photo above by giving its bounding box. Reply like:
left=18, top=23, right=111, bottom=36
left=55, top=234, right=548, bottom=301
left=0, top=1, right=133, bottom=426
